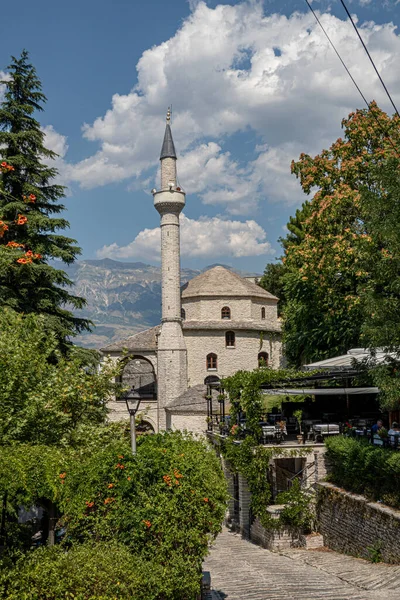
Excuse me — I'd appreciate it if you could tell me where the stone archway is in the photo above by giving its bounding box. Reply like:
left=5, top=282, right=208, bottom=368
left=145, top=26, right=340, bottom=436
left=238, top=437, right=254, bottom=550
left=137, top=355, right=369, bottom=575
left=119, top=356, right=157, bottom=400
left=136, top=419, right=155, bottom=434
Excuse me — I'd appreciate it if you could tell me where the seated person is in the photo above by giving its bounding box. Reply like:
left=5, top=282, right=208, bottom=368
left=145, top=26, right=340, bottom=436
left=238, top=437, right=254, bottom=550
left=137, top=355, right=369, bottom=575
left=371, top=419, right=383, bottom=434
left=388, top=422, right=400, bottom=446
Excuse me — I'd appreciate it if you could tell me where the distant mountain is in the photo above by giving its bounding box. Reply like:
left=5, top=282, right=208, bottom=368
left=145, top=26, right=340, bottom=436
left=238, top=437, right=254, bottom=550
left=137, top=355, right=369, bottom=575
left=63, top=259, right=259, bottom=349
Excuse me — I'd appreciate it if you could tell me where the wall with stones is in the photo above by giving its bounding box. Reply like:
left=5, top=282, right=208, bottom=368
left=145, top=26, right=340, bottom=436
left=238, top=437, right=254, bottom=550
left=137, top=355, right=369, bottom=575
left=251, top=299, right=279, bottom=323
left=160, top=157, right=176, bottom=189
left=317, top=482, right=400, bottom=563
left=167, top=412, right=207, bottom=435
left=184, top=329, right=282, bottom=387
left=250, top=517, right=305, bottom=551
left=182, top=296, right=280, bottom=324
left=107, top=399, right=158, bottom=433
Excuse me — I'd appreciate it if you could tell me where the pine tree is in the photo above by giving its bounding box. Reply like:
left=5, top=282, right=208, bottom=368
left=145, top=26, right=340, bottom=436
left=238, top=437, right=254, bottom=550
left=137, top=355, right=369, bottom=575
left=0, top=51, right=91, bottom=348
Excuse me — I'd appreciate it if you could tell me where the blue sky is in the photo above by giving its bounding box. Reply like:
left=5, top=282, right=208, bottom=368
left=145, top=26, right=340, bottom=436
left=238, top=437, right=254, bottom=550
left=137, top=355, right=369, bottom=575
left=1, top=0, right=400, bottom=273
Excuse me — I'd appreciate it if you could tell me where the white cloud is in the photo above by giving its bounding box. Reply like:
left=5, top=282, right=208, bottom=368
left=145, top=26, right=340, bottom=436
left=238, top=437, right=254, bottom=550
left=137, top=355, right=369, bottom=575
left=97, top=213, right=274, bottom=260
left=42, top=125, right=68, bottom=158
left=58, top=2, right=400, bottom=213
left=0, top=71, right=11, bottom=103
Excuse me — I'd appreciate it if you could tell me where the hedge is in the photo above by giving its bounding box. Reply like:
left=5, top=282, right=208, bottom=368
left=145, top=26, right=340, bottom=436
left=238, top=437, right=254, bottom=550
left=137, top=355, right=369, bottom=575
left=325, top=436, right=400, bottom=508
left=0, top=541, right=200, bottom=600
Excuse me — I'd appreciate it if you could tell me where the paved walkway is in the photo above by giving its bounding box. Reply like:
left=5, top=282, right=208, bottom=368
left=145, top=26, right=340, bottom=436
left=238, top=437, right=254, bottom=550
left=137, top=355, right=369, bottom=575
left=204, top=528, right=400, bottom=599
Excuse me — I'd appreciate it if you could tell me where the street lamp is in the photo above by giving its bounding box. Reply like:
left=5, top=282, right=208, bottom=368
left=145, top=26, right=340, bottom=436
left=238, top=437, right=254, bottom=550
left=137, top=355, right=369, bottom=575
left=121, top=388, right=141, bottom=455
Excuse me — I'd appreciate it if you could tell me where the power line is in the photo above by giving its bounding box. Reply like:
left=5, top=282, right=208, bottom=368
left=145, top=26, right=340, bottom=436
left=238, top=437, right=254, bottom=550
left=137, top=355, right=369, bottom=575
left=339, top=0, right=400, bottom=118
left=304, top=0, right=370, bottom=108
left=303, top=0, right=400, bottom=158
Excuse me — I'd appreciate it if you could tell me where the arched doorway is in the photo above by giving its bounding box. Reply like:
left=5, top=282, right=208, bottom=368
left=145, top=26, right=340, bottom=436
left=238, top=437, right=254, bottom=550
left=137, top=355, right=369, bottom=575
left=118, top=356, right=157, bottom=400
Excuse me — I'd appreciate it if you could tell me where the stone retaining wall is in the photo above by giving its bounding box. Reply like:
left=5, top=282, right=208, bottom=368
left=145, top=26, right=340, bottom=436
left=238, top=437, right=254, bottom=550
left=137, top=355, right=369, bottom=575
left=317, top=482, right=400, bottom=563
left=250, top=517, right=305, bottom=551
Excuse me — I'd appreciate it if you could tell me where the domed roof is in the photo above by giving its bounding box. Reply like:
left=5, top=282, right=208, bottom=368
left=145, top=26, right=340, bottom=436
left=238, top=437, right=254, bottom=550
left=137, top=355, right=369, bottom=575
left=181, top=266, right=278, bottom=300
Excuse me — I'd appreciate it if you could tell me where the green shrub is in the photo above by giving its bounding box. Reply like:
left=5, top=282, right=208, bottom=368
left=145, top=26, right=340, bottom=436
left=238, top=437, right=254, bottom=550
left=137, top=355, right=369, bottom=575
left=325, top=437, right=400, bottom=508
left=276, top=479, right=313, bottom=531
left=0, top=541, right=201, bottom=599
left=0, top=431, right=228, bottom=597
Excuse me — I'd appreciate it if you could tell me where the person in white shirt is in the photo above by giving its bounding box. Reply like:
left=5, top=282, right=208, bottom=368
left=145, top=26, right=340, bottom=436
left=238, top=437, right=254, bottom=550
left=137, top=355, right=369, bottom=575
left=388, top=422, right=400, bottom=447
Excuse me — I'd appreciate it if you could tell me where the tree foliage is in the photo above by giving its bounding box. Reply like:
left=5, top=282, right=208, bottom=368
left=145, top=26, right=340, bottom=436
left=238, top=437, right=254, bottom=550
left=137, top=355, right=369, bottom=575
left=0, top=308, right=118, bottom=445
left=278, top=103, right=400, bottom=366
left=0, top=431, right=228, bottom=599
left=0, top=51, right=90, bottom=347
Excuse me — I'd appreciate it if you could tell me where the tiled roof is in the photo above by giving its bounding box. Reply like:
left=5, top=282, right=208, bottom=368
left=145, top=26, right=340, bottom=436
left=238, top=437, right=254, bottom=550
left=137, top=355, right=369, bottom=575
left=166, top=384, right=218, bottom=413
left=100, top=326, right=160, bottom=353
left=181, top=266, right=278, bottom=300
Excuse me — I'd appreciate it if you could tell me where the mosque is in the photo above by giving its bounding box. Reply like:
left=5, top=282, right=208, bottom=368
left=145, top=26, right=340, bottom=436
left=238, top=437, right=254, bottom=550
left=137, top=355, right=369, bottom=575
left=101, top=111, right=282, bottom=433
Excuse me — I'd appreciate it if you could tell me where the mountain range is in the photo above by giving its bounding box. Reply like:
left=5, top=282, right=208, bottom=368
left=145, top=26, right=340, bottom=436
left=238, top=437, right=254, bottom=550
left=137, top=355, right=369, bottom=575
left=63, top=259, right=259, bottom=349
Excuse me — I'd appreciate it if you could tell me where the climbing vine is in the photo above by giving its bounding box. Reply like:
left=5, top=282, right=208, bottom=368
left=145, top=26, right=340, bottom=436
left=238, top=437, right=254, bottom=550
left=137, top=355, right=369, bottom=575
left=221, top=436, right=312, bottom=530
left=222, top=367, right=315, bottom=435
left=219, top=367, right=316, bottom=530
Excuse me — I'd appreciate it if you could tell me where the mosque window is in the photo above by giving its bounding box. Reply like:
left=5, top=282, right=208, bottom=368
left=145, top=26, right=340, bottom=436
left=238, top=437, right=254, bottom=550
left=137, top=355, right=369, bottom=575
left=261, top=307, right=266, bottom=319
left=207, top=353, right=218, bottom=370
left=181, top=308, right=186, bottom=320
left=258, top=352, right=269, bottom=367
left=221, top=306, right=231, bottom=320
left=225, top=331, right=235, bottom=347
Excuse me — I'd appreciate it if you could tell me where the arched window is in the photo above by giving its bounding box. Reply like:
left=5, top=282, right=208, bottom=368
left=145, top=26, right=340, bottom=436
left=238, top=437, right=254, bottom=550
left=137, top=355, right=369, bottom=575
left=258, top=352, right=269, bottom=367
left=181, top=308, right=186, bottom=320
left=117, top=356, right=157, bottom=398
left=204, top=375, right=220, bottom=385
left=207, top=353, right=218, bottom=370
left=225, top=331, right=235, bottom=347
left=221, top=306, right=231, bottom=320
left=261, top=307, right=266, bottom=319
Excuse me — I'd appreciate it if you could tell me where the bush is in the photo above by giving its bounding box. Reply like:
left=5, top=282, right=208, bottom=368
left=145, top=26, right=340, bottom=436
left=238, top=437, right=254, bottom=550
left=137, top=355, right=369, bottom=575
left=325, top=436, right=400, bottom=508
left=57, top=431, right=227, bottom=563
left=0, top=541, right=201, bottom=599
left=0, top=431, right=228, bottom=598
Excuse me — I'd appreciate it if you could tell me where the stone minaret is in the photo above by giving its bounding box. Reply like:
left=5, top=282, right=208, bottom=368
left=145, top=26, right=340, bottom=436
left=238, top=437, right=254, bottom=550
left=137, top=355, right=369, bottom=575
left=153, top=109, right=188, bottom=430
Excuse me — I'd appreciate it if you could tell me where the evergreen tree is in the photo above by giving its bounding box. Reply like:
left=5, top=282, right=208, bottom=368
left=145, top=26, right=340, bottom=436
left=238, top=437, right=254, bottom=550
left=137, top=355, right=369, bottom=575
left=0, top=51, right=90, bottom=347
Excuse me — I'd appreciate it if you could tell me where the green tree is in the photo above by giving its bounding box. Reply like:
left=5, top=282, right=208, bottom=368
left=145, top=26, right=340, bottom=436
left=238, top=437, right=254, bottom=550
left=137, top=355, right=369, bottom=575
left=0, top=51, right=90, bottom=347
left=260, top=203, right=313, bottom=316
left=0, top=308, right=118, bottom=446
left=281, top=103, right=400, bottom=366
left=360, top=157, right=400, bottom=351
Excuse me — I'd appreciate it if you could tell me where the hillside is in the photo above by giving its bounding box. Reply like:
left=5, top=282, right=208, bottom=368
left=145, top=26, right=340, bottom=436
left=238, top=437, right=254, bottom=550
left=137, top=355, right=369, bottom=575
left=65, top=259, right=258, bottom=349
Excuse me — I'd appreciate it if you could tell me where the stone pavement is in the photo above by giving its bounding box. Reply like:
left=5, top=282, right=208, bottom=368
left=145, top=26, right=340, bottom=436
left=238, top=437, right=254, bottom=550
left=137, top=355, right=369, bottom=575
left=203, top=528, right=400, bottom=599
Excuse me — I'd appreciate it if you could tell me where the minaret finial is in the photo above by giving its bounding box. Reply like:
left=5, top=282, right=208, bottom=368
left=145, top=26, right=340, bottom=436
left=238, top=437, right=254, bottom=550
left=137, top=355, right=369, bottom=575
left=166, top=107, right=171, bottom=123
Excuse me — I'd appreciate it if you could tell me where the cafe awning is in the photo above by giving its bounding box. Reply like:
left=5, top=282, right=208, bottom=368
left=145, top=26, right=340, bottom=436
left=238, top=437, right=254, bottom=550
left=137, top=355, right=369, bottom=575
left=263, top=387, right=379, bottom=396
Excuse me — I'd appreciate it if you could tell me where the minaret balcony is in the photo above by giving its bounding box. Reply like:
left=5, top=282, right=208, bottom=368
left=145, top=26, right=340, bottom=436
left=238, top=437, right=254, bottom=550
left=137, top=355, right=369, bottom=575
left=153, top=189, right=186, bottom=215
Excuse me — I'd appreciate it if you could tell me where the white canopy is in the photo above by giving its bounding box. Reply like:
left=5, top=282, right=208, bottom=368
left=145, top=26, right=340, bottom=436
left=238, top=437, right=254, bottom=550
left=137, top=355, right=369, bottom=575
left=263, top=387, right=379, bottom=396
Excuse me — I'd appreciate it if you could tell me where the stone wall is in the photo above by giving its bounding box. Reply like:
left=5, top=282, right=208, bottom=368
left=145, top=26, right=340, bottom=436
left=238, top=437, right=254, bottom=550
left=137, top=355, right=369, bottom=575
left=184, top=328, right=281, bottom=387
left=168, top=412, right=207, bottom=435
left=317, top=482, right=400, bottom=563
left=250, top=517, right=305, bottom=551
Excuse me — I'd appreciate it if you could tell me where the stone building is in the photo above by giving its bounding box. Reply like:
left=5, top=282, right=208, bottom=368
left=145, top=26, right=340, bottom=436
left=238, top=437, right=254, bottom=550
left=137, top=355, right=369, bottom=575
left=101, top=111, right=282, bottom=433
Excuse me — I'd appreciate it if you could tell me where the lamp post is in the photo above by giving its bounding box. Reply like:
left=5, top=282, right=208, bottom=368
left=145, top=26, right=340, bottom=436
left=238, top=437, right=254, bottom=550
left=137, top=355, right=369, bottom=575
left=123, top=390, right=142, bottom=455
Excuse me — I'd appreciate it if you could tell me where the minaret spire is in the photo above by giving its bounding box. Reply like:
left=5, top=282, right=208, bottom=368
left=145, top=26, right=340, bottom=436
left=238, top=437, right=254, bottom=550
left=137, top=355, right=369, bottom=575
left=152, top=110, right=188, bottom=430
left=160, top=107, right=177, bottom=160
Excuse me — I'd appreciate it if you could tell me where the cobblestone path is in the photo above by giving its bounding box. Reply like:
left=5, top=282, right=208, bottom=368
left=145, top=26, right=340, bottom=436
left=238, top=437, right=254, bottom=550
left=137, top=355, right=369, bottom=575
left=203, top=528, right=400, bottom=599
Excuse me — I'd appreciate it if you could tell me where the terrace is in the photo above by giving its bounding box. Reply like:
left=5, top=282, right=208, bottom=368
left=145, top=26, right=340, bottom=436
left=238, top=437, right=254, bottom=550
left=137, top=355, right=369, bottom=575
left=205, top=361, right=383, bottom=449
